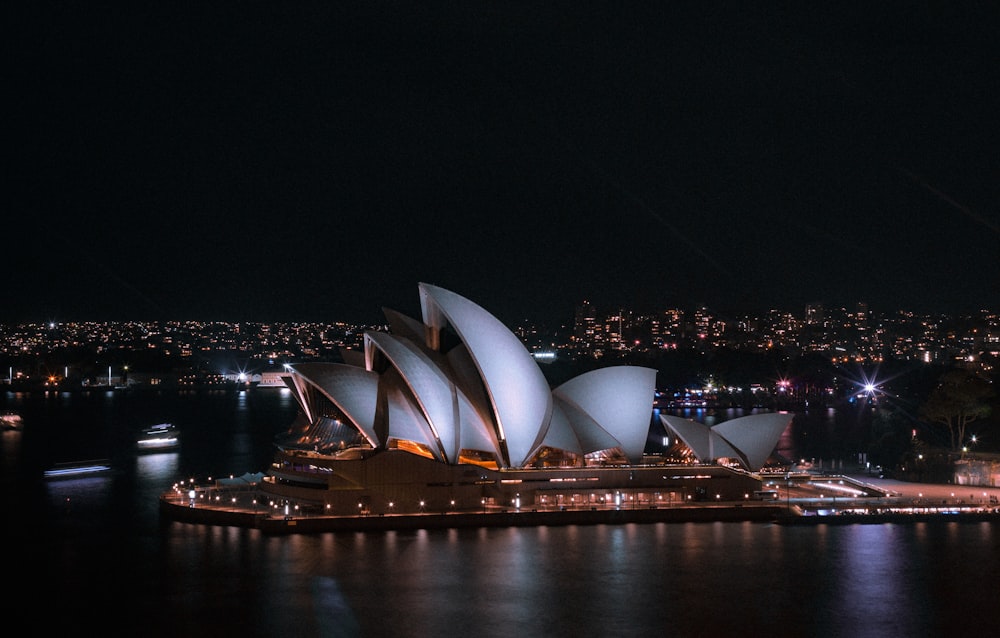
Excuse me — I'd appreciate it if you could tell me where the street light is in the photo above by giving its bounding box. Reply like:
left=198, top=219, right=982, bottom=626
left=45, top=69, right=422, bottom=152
left=969, top=435, right=979, bottom=459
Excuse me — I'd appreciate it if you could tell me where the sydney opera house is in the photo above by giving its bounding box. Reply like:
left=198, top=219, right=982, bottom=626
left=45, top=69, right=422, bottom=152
left=257, top=283, right=791, bottom=516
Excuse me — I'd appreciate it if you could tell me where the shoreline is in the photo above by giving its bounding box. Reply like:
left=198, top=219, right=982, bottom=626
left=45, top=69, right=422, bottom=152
left=159, top=494, right=791, bottom=534
left=158, top=470, right=1000, bottom=535
left=159, top=481, right=1000, bottom=534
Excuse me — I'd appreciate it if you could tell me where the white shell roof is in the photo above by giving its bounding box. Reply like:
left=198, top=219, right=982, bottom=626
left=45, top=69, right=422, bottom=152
left=286, top=363, right=380, bottom=448
left=418, top=282, right=552, bottom=467
left=365, top=331, right=460, bottom=461
left=382, top=379, right=442, bottom=460
left=660, top=414, right=712, bottom=459
left=659, top=414, right=742, bottom=463
left=553, top=366, right=657, bottom=464
left=364, top=331, right=498, bottom=463
left=550, top=396, right=620, bottom=455
left=541, top=402, right=585, bottom=456
left=714, top=412, right=793, bottom=471
left=660, top=412, right=791, bottom=471
left=381, top=308, right=428, bottom=348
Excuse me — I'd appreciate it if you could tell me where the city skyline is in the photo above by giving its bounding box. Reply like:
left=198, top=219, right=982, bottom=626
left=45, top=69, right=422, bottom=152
left=10, top=4, right=998, bottom=324
left=1, top=295, right=995, bottom=331
left=3, top=300, right=995, bottom=366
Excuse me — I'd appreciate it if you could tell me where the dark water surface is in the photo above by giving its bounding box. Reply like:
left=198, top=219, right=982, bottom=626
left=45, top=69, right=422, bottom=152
left=3, top=389, right=997, bottom=638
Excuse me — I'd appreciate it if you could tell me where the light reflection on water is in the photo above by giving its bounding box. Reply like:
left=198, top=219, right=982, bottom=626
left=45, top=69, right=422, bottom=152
left=156, top=520, right=993, bottom=638
left=6, top=390, right=1000, bottom=637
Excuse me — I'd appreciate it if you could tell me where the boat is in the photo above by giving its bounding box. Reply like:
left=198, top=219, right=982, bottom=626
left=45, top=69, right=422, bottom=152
left=137, top=423, right=180, bottom=451
left=44, top=459, right=113, bottom=480
left=0, top=411, right=22, bottom=430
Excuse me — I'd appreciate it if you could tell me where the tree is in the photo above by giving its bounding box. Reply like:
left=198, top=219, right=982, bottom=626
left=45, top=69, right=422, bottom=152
left=919, top=369, right=994, bottom=452
left=867, top=407, right=913, bottom=473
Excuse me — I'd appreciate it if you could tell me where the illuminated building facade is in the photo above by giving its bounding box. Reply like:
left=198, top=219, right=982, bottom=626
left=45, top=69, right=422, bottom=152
left=259, top=284, right=780, bottom=515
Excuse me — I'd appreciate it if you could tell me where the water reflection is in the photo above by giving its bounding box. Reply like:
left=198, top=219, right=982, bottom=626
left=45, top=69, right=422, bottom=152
left=136, top=450, right=179, bottom=481
left=10, top=390, right=1000, bottom=637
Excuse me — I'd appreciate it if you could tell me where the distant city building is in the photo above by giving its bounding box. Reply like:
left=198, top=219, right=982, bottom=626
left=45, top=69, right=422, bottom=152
left=0, top=302, right=997, bottom=387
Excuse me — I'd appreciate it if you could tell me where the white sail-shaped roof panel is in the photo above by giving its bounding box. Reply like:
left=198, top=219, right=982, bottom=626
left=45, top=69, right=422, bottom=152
left=419, top=283, right=552, bottom=468
left=286, top=363, right=380, bottom=448
left=540, top=402, right=584, bottom=456
left=662, top=413, right=789, bottom=469
left=553, top=366, right=656, bottom=464
left=713, top=412, right=793, bottom=471
left=381, top=308, right=429, bottom=349
left=708, top=430, right=742, bottom=463
left=660, top=415, right=712, bottom=460
left=444, top=345, right=492, bottom=417
left=363, top=332, right=499, bottom=463
left=552, top=396, right=620, bottom=455
left=455, top=389, right=500, bottom=458
left=284, top=370, right=313, bottom=424
left=383, top=382, right=443, bottom=462
left=339, top=348, right=366, bottom=368
left=365, top=332, right=461, bottom=462
left=660, top=415, right=742, bottom=462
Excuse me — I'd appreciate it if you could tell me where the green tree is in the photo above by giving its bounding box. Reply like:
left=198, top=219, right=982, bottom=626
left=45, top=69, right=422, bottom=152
left=919, top=369, right=994, bottom=451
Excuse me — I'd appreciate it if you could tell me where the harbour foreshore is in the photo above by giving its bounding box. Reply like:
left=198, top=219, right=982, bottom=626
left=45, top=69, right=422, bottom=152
left=159, top=471, right=1000, bottom=535
left=159, top=491, right=789, bottom=534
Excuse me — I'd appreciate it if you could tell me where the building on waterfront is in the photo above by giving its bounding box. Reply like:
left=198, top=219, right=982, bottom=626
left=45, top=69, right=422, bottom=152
left=953, top=457, right=1000, bottom=488
left=258, top=283, right=784, bottom=515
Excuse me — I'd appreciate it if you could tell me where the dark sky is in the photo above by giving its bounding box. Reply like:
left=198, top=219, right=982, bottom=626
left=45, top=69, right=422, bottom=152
left=10, top=3, right=999, bottom=326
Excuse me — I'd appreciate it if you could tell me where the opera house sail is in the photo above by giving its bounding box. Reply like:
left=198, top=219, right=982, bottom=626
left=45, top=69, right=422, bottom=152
left=260, top=283, right=790, bottom=515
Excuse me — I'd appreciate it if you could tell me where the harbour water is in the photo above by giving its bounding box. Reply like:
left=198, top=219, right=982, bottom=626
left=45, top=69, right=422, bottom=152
left=3, top=389, right=998, bottom=637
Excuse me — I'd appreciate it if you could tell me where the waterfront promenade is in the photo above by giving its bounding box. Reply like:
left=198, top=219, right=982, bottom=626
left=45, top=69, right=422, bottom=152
left=158, top=471, right=1000, bottom=534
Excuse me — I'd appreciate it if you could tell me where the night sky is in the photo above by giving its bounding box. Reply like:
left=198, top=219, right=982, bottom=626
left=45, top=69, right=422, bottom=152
left=10, top=3, right=999, bottom=326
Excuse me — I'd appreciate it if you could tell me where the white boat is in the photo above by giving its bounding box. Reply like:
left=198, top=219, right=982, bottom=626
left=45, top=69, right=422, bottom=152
left=44, top=459, right=113, bottom=479
left=137, top=423, right=180, bottom=451
left=0, top=411, right=22, bottom=430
